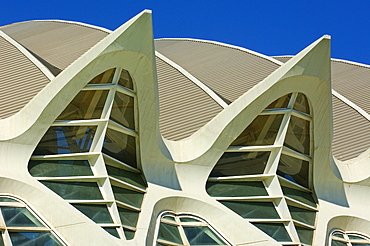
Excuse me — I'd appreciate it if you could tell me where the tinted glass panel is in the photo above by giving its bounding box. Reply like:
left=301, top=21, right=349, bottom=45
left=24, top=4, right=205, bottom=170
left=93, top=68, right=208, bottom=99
left=0, top=198, right=17, bottom=202
left=2, top=207, right=43, bottom=227
left=282, top=186, right=316, bottom=208
left=57, top=90, right=108, bottom=120
left=293, top=93, right=310, bottom=114
left=158, top=223, right=182, bottom=244
left=73, top=204, right=113, bottom=223
left=89, top=68, right=115, bottom=84
left=266, top=94, right=291, bottom=109
left=118, top=69, right=134, bottom=90
left=183, top=226, right=224, bottom=245
left=118, top=207, right=139, bottom=227
left=9, top=232, right=63, bottom=246
left=107, top=165, right=146, bottom=189
left=33, top=126, right=96, bottom=155
left=331, top=240, right=348, bottom=246
left=29, top=160, right=93, bottom=177
left=112, top=186, right=144, bottom=208
left=288, top=205, right=316, bottom=226
left=210, top=152, right=270, bottom=177
left=277, top=154, right=309, bottom=188
left=220, top=201, right=279, bottom=219
left=179, top=217, right=199, bottom=223
left=0, top=233, right=3, bottom=246
left=41, top=181, right=102, bottom=200
left=103, top=128, right=137, bottom=167
left=285, top=116, right=310, bottom=155
left=124, top=229, right=135, bottom=240
left=231, top=114, right=283, bottom=146
left=296, top=226, right=314, bottom=245
left=252, top=223, right=291, bottom=242
left=103, top=227, right=120, bottom=238
left=110, top=92, right=135, bottom=129
left=207, top=181, right=268, bottom=197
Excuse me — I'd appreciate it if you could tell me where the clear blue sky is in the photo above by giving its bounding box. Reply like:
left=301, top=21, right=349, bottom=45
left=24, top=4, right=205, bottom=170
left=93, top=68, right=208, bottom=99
left=1, top=0, right=369, bottom=65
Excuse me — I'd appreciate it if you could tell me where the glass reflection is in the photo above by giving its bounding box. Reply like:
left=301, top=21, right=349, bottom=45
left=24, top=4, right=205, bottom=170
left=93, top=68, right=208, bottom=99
left=277, top=154, right=309, bottom=188
left=9, top=232, right=63, bottom=246
left=41, top=181, right=103, bottom=200
left=118, top=69, right=133, bottom=90
left=57, top=90, right=108, bottom=120
left=89, top=68, right=115, bottom=84
left=103, top=128, right=137, bottom=167
left=206, top=181, right=268, bottom=197
left=293, top=93, right=310, bottom=114
left=29, top=160, right=93, bottom=177
left=110, top=92, right=135, bottom=129
left=220, top=201, right=280, bottom=219
left=118, top=207, right=139, bottom=228
left=210, top=152, right=270, bottom=177
left=252, top=223, right=291, bottom=242
left=284, top=116, right=310, bottom=155
left=33, top=126, right=96, bottom=155
left=2, top=207, right=44, bottom=227
left=183, top=226, right=224, bottom=245
left=231, top=115, right=283, bottom=146
left=72, top=204, right=113, bottom=223
left=266, top=94, right=291, bottom=109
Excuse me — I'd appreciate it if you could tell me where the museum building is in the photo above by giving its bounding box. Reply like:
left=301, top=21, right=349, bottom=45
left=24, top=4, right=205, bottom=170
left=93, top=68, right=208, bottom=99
left=0, top=10, right=370, bottom=246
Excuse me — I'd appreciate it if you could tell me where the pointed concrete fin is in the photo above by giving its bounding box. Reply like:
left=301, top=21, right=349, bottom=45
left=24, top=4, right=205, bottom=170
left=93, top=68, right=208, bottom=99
left=281, top=35, right=331, bottom=85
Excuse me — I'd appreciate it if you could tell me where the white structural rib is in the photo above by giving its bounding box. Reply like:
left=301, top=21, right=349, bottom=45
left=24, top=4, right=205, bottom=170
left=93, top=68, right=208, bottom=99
left=32, top=19, right=113, bottom=34
left=332, top=89, right=370, bottom=121
left=0, top=30, right=55, bottom=80
left=155, top=51, right=228, bottom=108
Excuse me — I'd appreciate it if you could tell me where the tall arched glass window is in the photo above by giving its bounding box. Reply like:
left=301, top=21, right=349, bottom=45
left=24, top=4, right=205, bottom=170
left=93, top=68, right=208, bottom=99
left=331, top=230, right=370, bottom=246
left=29, top=68, right=147, bottom=240
left=207, top=93, right=317, bottom=245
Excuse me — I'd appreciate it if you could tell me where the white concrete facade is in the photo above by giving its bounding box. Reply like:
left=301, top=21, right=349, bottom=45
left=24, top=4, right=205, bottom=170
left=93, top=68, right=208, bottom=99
left=0, top=10, right=369, bottom=246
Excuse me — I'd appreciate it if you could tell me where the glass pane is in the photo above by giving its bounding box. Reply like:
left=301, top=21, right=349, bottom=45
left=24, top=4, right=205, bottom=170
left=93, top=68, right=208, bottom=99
left=103, top=227, right=120, bottom=238
left=29, top=160, right=93, bottom=177
left=331, top=240, right=348, bottom=246
left=33, top=126, right=96, bottom=155
left=2, top=207, right=43, bottom=227
left=118, top=207, right=139, bottom=228
left=277, top=154, right=309, bottom=188
left=288, top=205, right=316, bottom=226
left=124, top=229, right=135, bottom=240
left=206, top=181, right=268, bottom=197
left=183, top=226, right=224, bottom=245
left=118, top=69, right=133, bottom=90
left=266, top=94, right=291, bottom=109
left=162, top=216, right=176, bottom=221
left=157, top=223, right=182, bottom=244
left=352, top=243, right=370, bottom=246
left=284, top=116, right=310, bottom=155
left=295, top=226, right=314, bottom=245
left=41, top=181, right=102, bottom=200
left=231, top=114, right=284, bottom=146
left=107, top=165, right=146, bottom=189
left=180, top=217, right=200, bottom=223
left=210, top=152, right=270, bottom=177
left=332, top=232, right=345, bottom=238
left=282, top=186, right=316, bottom=208
left=220, top=201, right=279, bottom=219
left=112, top=186, right=144, bottom=208
left=110, top=92, right=135, bottom=129
left=252, top=223, right=291, bottom=242
left=0, top=198, right=18, bottom=202
left=0, top=233, right=3, bottom=246
left=57, top=90, right=108, bottom=120
left=73, top=204, right=113, bottom=223
left=9, top=232, right=63, bottom=246
left=103, top=128, right=137, bottom=167
left=348, top=235, right=367, bottom=240
left=89, top=68, right=115, bottom=84
left=293, top=93, right=310, bottom=114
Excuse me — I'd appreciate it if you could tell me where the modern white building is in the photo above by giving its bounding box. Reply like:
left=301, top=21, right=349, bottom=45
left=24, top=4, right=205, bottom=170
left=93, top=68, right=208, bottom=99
left=0, top=10, right=370, bottom=246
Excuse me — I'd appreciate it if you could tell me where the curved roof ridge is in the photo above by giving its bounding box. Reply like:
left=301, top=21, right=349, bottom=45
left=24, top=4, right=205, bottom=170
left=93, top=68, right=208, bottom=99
left=332, top=58, right=370, bottom=69
left=156, top=38, right=284, bottom=66
left=0, top=30, right=54, bottom=80
left=332, top=89, right=370, bottom=122
left=1, top=19, right=112, bottom=34
left=155, top=51, right=228, bottom=108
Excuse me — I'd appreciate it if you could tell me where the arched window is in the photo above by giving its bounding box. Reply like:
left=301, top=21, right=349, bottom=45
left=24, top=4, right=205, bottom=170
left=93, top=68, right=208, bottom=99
left=155, top=212, right=229, bottom=246
left=0, top=196, right=65, bottom=245
left=331, top=230, right=370, bottom=246
left=207, top=93, right=317, bottom=245
left=29, top=68, right=147, bottom=240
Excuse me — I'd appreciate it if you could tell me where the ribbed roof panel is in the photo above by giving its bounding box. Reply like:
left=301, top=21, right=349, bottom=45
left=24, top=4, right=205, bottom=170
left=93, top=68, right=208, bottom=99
left=0, top=36, right=50, bottom=119
left=332, top=95, right=370, bottom=161
left=155, top=39, right=280, bottom=102
left=156, top=56, right=223, bottom=140
left=331, top=60, right=370, bottom=115
left=0, top=21, right=109, bottom=70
